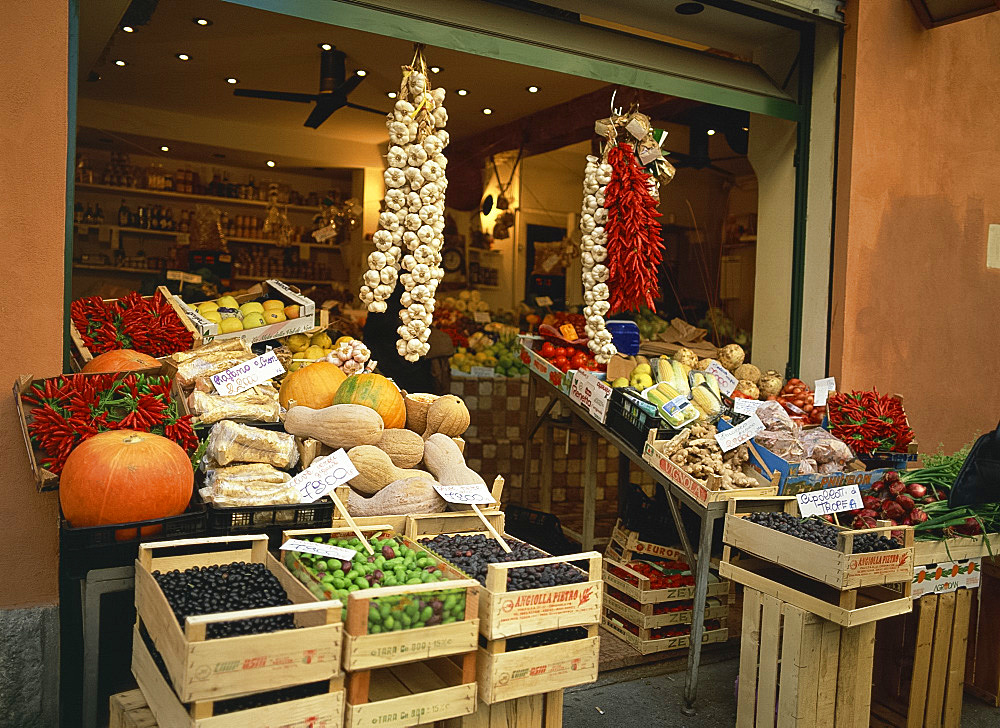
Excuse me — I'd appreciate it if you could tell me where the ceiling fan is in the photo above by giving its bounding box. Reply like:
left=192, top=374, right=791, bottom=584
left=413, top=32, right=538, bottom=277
left=234, top=47, right=386, bottom=128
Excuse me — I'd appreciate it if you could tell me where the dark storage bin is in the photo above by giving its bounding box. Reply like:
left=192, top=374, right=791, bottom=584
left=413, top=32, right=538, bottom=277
left=606, top=387, right=673, bottom=452
left=503, top=504, right=576, bottom=555
left=206, top=499, right=336, bottom=547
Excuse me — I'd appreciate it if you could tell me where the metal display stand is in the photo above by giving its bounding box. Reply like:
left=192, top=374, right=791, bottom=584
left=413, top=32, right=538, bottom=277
left=521, top=370, right=728, bottom=714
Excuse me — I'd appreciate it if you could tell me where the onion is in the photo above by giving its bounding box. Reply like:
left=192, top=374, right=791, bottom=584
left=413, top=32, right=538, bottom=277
left=906, top=483, right=927, bottom=498
left=885, top=470, right=901, bottom=483
left=896, top=494, right=915, bottom=512
left=888, top=481, right=905, bottom=496
left=909, top=508, right=929, bottom=524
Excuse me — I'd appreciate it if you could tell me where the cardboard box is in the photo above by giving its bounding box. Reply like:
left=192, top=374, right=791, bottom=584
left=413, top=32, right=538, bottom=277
left=179, top=280, right=316, bottom=346
left=518, top=335, right=565, bottom=389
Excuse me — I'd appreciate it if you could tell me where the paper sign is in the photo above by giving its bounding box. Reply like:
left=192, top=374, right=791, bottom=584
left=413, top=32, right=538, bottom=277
left=912, top=558, right=981, bottom=598
left=432, top=482, right=497, bottom=505
left=280, top=539, right=358, bottom=561
left=535, top=296, right=553, bottom=307
left=705, top=361, right=738, bottom=396
left=733, top=398, right=763, bottom=415
left=312, top=224, right=337, bottom=242
left=289, top=449, right=359, bottom=503
left=470, top=366, right=495, bottom=378
left=559, top=323, right=578, bottom=340
left=814, top=377, right=836, bottom=407
left=570, top=370, right=612, bottom=423
left=796, top=484, right=863, bottom=517
left=211, top=350, right=285, bottom=396
left=714, top=414, right=765, bottom=452
left=473, top=311, right=491, bottom=323
left=166, top=270, right=202, bottom=284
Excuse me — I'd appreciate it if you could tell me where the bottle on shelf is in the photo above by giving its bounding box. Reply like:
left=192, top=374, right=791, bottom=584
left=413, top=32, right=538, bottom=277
left=94, top=204, right=105, bottom=225
left=137, top=205, right=148, bottom=229
left=118, top=199, right=130, bottom=227
left=74, top=202, right=83, bottom=224
left=165, top=207, right=175, bottom=231
left=209, top=172, right=222, bottom=197
left=84, top=204, right=95, bottom=224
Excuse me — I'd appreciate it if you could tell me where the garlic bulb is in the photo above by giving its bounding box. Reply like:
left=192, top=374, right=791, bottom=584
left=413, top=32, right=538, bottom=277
left=579, top=154, right=615, bottom=363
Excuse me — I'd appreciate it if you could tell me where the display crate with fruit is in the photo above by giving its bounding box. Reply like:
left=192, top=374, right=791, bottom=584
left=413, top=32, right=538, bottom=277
left=519, top=335, right=602, bottom=393
left=601, top=610, right=728, bottom=656
left=134, top=535, right=343, bottom=703
left=826, top=390, right=918, bottom=470
left=603, top=558, right=729, bottom=605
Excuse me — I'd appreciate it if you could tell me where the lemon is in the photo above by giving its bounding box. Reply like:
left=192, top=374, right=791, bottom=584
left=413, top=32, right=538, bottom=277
left=216, top=295, right=239, bottom=309
left=201, top=311, right=223, bottom=324
left=219, top=317, right=244, bottom=333
left=263, top=310, right=286, bottom=324
left=285, top=333, right=310, bottom=352
left=198, top=301, right=219, bottom=314
left=310, top=332, right=333, bottom=349
left=304, top=345, right=325, bottom=360
left=262, top=299, right=285, bottom=311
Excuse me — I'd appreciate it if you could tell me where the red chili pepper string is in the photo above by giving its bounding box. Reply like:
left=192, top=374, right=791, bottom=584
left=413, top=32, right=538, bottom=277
left=827, top=389, right=914, bottom=454
left=69, top=291, right=192, bottom=357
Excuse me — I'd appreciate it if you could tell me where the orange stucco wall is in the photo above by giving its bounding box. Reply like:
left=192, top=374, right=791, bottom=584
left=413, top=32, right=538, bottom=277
left=831, top=1, right=1000, bottom=453
left=0, top=0, right=67, bottom=607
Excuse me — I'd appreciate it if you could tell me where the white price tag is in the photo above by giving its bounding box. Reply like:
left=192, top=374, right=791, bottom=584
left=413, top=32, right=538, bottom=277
left=473, top=311, right=491, bottom=323
left=289, top=449, right=360, bottom=503
left=535, top=296, right=553, bottom=307
left=432, top=482, right=497, bottom=505
left=166, top=270, right=202, bottom=284
left=211, top=350, right=285, bottom=396
left=312, top=224, right=337, bottom=242
left=706, top=360, right=739, bottom=396
left=280, top=539, right=357, bottom=561
left=796, top=484, right=863, bottom=517
left=470, top=366, right=495, bottom=378
left=714, top=415, right=765, bottom=452
left=570, top=370, right=612, bottom=423
left=733, top=398, right=764, bottom=415
left=813, top=377, right=837, bottom=407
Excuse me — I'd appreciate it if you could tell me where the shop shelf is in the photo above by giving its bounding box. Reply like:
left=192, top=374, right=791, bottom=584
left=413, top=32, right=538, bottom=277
left=76, top=182, right=320, bottom=213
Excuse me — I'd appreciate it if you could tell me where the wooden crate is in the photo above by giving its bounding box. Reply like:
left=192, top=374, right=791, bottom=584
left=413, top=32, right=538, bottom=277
left=601, top=608, right=728, bottom=656
left=603, top=588, right=728, bottom=629
left=965, top=557, right=1000, bottom=705
left=439, top=690, right=565, bottom=728
left=723, top=497, right=915, bottom=591
left=280, top=525, right=480, bottom=671
left=736, top=587, right=876, bottom=728
left=110, top=690, right=158, bottom=728
left=132, top=627, right=345, bottom=727
left=345, top=654, right=478, bottom=728
left=134, top=535, right=342, bottom=703
left=870, top=588, right=973, bottom=728
left=477, top=626, right=600, bottom=703
left=604, top=520, right=688, bottom=563
left=406, top=512, right=603, bottom=641
left=603, top=558, right=729, bottom=604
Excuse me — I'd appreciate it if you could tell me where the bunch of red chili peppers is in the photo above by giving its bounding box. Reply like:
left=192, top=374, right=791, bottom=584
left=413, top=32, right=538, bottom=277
left=71, top=291, right=194, bottom=357
left=23, top=373, right=199, bottom=473
left=827, top=389, right=914, bottom=454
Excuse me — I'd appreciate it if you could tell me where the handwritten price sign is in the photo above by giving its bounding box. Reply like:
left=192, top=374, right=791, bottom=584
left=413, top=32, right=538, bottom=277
left=705, top=360, right=738, bottom=396
left=289, top=449, right=359, bottom=503
left=714, top=414, right=765, bottom=452
left=280, top=539, right=357, bottom=561
left=211, top=350, right=285, bottom=396
left=797, top=484, right=862, bottom=517
left=433, top=482, right=496, bottom=505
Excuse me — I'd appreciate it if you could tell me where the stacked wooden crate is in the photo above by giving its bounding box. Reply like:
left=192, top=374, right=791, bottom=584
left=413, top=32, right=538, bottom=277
left=131, top=535, right=345, bottom=727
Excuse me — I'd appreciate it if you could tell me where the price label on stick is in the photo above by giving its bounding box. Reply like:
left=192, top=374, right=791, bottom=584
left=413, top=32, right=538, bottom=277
left=796, top=484, right=863, bottom=517
left=470, top=366, right=495, bottom=378
left=280, top=539, right=357, bottom=561
left=705, top=360, right=739, bottom=396
left=714, top=415, right=765, bottom=452
left=290, top=449, right=360, bottom=503
left=733, top=398, right=764, bottom=415
left=559, top=323, right=578, bottom=340
left=814, top=377, right=837, bottom=407
left=433, top=482, right=497, bottom=505
left=211, top=350, right=285, bottom=396
left=473, top=311, right=491, bottom=324
left=535, top=296, right=553, bottom=307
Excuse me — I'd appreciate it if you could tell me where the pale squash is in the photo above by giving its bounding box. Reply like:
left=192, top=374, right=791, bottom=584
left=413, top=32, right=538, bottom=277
left=377, top=429, right=425, bottom=468
left=284, top=404, right=383, bottom=450
left=404, top=393, right=438, bottom=433
left=422, top=395, right=470, bottom=438
left=347, top=476, right=447, bottom=516
left=347, top=445, right=427, bottom=495
left=423, top=433, right=485, bottom=487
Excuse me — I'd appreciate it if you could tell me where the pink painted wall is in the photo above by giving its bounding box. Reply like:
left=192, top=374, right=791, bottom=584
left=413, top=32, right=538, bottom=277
left=0, top=0, right=67, bottom=607
left=831, top=1, right=1000, bottom=453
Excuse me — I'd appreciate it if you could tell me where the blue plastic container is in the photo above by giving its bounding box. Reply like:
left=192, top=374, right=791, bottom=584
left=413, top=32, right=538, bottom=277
left=606, top=320, right=640, bottom=355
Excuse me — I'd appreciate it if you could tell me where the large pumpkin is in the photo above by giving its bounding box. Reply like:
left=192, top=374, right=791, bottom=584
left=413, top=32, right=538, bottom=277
left=279, top=361, right=347, bottom=409
left=59, top=430, right=193, bottom=533
left=82, top=349, right=159, bottom=373
left=333, top=373, right=406, bottom=428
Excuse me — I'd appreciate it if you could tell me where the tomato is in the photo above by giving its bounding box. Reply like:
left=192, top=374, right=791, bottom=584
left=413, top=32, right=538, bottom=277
left=552, top=355, right=570, bottom=372
left=540, top=342, right=556, bottom=359
left=554, top=347, right=568, bottom=358
left=571, top=352, right=589, bottom=369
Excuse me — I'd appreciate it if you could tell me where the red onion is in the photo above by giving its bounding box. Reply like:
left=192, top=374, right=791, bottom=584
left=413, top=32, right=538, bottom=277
left=909, top=508, right=928, bottom=524
left=902, top=515, right=914, bottom=526
left=889, top=481, right=905, bottom=496
left=921, top=495, right=937, bottom=504
left=859, top=509, right=879, bottom=520
left=862, top=495, right=881, bottom=511
left=958, top=517, right=982, bottom=536
left=882, top=500, right=905, bottom=520
left=853, top=515, right=877, bottom=529
left=885, top=470, right=901, bottom=483
left=896, top=494, right=915, bottom=512
left=906, top=483, right=927, bottom=498
left=871, top=480, right=886, bottom=493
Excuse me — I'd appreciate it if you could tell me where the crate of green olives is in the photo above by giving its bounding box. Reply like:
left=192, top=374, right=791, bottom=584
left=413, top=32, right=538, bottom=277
left=134, top=535, right=344, bottom=703
left=280, top=525, right=481, bottom=671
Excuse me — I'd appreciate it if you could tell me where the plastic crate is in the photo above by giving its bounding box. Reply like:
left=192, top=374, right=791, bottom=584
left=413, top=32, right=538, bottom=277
left=60, top=497, right=207, bottom=579
left=606, top=387, right=672, bottom=452
left=502, top=504, right=577, bottom=555
left=206, top=499, right=336, bottom=546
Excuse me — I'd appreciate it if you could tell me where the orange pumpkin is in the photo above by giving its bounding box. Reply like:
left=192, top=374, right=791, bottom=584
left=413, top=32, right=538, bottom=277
left=278, top=361, right=347, bottom=409
left=333, top=373, right=406, bottom=428
left=82, top=349, right=160, bottom=373
left=59, top=431, right=193, bottom=536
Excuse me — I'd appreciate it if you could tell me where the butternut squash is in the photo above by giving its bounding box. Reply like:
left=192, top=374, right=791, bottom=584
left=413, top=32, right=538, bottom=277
left=377, top=429, right=425, bottom=468
left=347, top=445, right=427, bottom=495
left=283, top=404, right=383, bottom=450
left=404, top=393, right=438, bottom=433
left=347, top=475, right=447, bottom=516
left=423, top=433, right=485, bottom=487
left=422, top=395, right=470, bottom=438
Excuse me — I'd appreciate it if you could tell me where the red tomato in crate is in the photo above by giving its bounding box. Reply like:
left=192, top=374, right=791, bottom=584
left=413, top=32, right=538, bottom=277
left=540, top=342, right=556, bottom=359
left=552, top=355, right=570, bottom=372
left=554, top=347, right=569, bottom=358
left=571, top=352, right=589, bottom=369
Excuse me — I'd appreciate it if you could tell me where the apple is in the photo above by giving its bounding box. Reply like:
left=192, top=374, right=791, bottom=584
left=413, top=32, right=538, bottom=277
left=263, top=310, right=286, bottom=324
left=216, top=295, right=239, bottom=309
left=201, top=311, right=223, bottom=324
left=242, top=312, right=266, bottom=329
left=284, top=304, right=300, bottom=319
left=239, top=302, right=265, bottom=316
left=262, top=299, right=285, bottom=311
left=197, top=301, right=219, bottom=314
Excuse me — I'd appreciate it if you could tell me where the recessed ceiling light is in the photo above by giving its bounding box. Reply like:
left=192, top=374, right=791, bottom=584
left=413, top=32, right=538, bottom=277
left=319, top=43, right=333, bottom=51
left=430, top=66, right=442, bottom=73
left=193, top=17, right=212, bottom=26
left=122, top=26, right=134, bottom=33
left=742, top=126, right=749, bottom=132
left=676, top=2, right=705, bottom=15
left=387, top=91, right=397, bottom=99
left=456, top=89, right=468, bottom=96
left=482, top=108, right=493, bottom=115
left=707, top=129, right=716, bottom=136
left=226, top=77, right=239, bottom=84
left=176, top=53, right=190, bottom=61
left=114, top=59, right=127, bottom=67
left=526, top=85, right=539, bottom=93
left=266, top=160, right=276, bottom=168
left=355, top=69, right=367, bottom=77
left=160, top=145, right=170, bottom=152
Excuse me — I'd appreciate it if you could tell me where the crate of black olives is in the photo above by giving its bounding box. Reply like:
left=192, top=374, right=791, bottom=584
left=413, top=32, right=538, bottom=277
left=131, top=626, right=345, bottom=728
left=722, top=497, right=915, bottom=591
left=406, top=512, right=604, bottom=640
left=134, top=534, right=343, bottom=703
left=280, top=525, right=481, bottom=671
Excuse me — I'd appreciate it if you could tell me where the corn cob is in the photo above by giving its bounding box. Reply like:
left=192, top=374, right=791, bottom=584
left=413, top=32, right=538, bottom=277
left=656, top=357, right=673, bottom=384
left=656, top=382, right=681, bottom=400
left=704, top=372, right=722, bottom=398
left=671, top=360, right=691, bottom=397
left=690, top=383, right=722, bottom=422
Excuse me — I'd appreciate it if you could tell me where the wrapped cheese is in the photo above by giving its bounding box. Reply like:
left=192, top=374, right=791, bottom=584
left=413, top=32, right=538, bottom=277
left=174, top=350, right=256, bottom=388
left=172, top=338, right=250, bottom=363
left=188, top=384, right=280, bottom=425
left=206, top=420, right=299, bottom=469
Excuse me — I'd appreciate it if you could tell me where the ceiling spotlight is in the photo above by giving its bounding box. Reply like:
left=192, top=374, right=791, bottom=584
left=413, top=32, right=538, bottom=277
left=482, top=108, right=493, bottom=115
left=742, top=126, right=749, bottom=132
left=266, top=160, right=276, bottom=168
left=456, top=89, right=469, bottom=96
left=160, top=145, right=169, bottom=152
left=355, top=69, right=367, bottom=77
left=193, top=18, right=212, bottom=26
left=706, top=129, right=716, bottom=136
left=114, top=59, right=127, bottom=67
left=429, top=66, right=442, bottom=73
left=319, top=43, right=333, bottom=51
left=122, top=25, right=134, bottom=33
left=226, top=77, right=239, bottom=84
left=387, top=91, right=398, bottom=99
left=176, top=53, right=190, bottom=61
left=526, top=85, right=539, bottom=93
